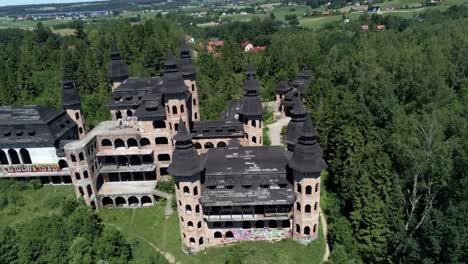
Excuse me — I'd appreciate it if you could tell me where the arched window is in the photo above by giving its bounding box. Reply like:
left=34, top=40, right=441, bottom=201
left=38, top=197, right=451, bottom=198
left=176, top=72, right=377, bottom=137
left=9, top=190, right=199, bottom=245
left=214, top=232, right=222, bottom=239
left=102, top=139, right=112, bottom=148
left=83, top=170, right=89, bottom=179
left=75, top=112, right=80, bottom=120
left=59, top=160, right=68, bottom=169
left=305, top=204, right=311, bottom=213
left=116, top=110, right=122, bottom=119
left=191, top=84, right=195, bottom=91
left=8, top=149, right=20, bottom=164
left=197, top=221, right=202, bottom=229
left=180, top=105, right=184, bottom=113
left=102, top=197, right=113, bottom=207
left=78, top=187, right=85, bottom=197
left=297, top=183, right=302, bottom=193
left=306, top=185, right=312, bottom=195
left=86, top=185, right=92, bottom=198
left=79, top=127, right=84, bottom=134
left=75, top=172, right=81, bottom=180
left=296, top=224, right=300, bottom=234
left=194, top=112, right=198, bottom=119
left=155, top=137, right=168, bottom=145
left=296, top=202, right=301, bottom=212
left=115, top=197, right=126, bottom=207
left=216, top=142, right=227, bottom=148
left=130, top=155, right=141, bottom=166
left=79, top=152, right=84, bottom=161
left=204, top=142, right=214, bottom=149
left=304, top=226, right=311, bottom=235
left=20, top=148, right=32, bottom=164
left=142, top=155, right=153, bottom=164
left=158, top=154, right=171, bottom=161
left=225, top=231, right=234, bottom=238
left=183, top=186, right=190, bottom=195
left=172, top=106, right=178, bottom=114
left=193, top=186, right=198, bottom=195
left=141, top=196, right=152, bottom=205
left=188, top=221, right=194, bottom=229
left=71, top=154, right=76, bottom=162
left=315, top=183, right=320, bottom=192
left=199, top=237, right=204, bottom=245
left=252, top=120, right=256, bottom=127
left=195, top=204, right=200, bottom=213
left=115, top=139, right=125, bottom=149
left=153, top=120, right=166, bottom=129
left=140, top=138, right=150, bottom=147
left=252, top=136, right=257, bottom=143
left=194, top=143, right=202, bottom=149
left=126, top=110, right=133, bottom=117
left=313, top=224, right=317, bottom=233
left=185, top=204, right=192, bottom=213
left=127, top=138, right=138, bottom=148
left=193, top=98, right=196, bottom=105
left=174, top=123, right=179, bottom=131
left=314, top=202, right=318, bottom=211
left=0, top=150, right=8, bottom=165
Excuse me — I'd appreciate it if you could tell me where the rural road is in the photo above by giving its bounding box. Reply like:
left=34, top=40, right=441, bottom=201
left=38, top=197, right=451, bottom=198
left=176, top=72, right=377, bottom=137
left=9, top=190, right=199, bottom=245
left=267, top=116, right=290, bottom=146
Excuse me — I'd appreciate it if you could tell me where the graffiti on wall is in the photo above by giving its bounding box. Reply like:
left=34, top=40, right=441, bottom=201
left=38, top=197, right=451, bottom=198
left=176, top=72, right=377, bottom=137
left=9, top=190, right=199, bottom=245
left=2, top=164, right=61, bottom=174
left=223, top=228, right=291, bottom=242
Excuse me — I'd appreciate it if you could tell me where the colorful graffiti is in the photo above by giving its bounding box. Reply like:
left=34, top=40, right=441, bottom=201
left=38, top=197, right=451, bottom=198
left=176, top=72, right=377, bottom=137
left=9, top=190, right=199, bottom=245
left=2, top=164, right=61, bottom=174
left=223, top=228, right=291, bottom=242
left=300, top=235, right=317, bottom=244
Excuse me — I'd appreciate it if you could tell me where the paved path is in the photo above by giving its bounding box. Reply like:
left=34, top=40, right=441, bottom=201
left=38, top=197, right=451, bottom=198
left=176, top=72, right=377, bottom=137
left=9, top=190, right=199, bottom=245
left=267, top=116, right=290, bottom=146
left=320, top=209, right=330, bottom=263
left=153, top=189, right=174, bottom=218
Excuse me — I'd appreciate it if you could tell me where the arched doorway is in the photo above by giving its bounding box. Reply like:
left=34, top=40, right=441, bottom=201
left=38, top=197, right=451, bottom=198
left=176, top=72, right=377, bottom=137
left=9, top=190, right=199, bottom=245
left=102, top=197, right=113, bottom=207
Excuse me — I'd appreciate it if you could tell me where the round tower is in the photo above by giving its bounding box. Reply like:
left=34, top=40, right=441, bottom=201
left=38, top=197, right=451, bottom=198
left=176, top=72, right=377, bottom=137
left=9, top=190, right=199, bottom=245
left=275, top=81, right=292, bottom=117
left=284, top=97, right=307, bottom=152
left=168, top=119, right=206, bottom=253
left=239, top=63, right=263, bottom=146
left=62, top=69, right=86, bottom=139
left=288, top=116, right=326, bottom=243
left=108, top=42, right=129, bottom=90
left=163, top=51, right=191, bottom=135
left=179, top=42, right=200, bottom=121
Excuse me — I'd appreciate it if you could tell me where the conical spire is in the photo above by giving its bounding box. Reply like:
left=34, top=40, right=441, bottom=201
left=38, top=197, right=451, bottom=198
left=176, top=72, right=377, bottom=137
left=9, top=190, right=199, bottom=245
left=110, top=41, right=121, bottom=60
left=245, top=62, right=256, bottom=79
left=275, top=81, right=291, bottom=94
left=108, top=41, right=128, bottom=82
left=288, top=114, right=326, bottom=173
left=168, top=119, right=204, bottom=177
left=290, top=96, right=307, bottom=117
left=164, top=50, right=178, bottom=73
left=180, top=41, right=190, bottom=58
left=284, top=97, right=307, bottom=150
left=61, top=64, right=81, bottom=108
left=179, top=42, right=196, bottom=79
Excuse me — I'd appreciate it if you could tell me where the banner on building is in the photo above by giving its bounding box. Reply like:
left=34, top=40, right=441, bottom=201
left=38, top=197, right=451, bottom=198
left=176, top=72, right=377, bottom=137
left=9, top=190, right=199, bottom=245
left=2, top=164, right=61, bottom=174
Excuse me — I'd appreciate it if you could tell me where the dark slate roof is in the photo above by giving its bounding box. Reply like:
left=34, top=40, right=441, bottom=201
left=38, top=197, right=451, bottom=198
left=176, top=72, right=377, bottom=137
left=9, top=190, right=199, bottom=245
left=61, top=76, right=81, bottom=109
left=107, top=77, right=162, bottom=110
left=164, top=50, right=178, bottom=73
left=281, top=89, right=298, bottom=108
left=191, top=120, right=244, bottom=139
left=245, top=62, right=256, bottom=79
left=243, top=78, right=260, bottom=97
left=108, top=43, right=129, bottom=82
left=0, top=106, right=77, bottom=147
left=275, top=81, right=291, bottom=95
left=284, top=98, right=308, bottom=146
left=292, top=67, right=313, bottom=94
left=239, top=96, right=263, bottom=119
left=288, top=115, right=326, bottom=174
left=179, top=42, right=196, bottom=79
left=200, top=146, right=294, bottom=206
left=168, top=119, right=204, bottom=177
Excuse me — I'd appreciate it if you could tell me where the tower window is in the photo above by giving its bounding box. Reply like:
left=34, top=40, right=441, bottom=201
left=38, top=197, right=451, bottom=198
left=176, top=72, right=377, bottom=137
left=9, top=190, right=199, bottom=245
left=172, top=106, right=178, bottom=114
left=75, top=112, right=80, bottom=120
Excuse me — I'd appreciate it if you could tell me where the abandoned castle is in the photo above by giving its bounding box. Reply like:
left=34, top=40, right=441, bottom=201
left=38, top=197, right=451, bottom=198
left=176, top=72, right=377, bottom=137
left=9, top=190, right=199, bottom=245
left=0, top=41, right=325, bottom=253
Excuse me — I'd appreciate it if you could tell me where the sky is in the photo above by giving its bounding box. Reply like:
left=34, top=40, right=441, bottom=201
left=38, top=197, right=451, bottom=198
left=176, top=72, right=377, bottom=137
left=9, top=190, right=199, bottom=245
left=0, top=0, right=106, bottom=7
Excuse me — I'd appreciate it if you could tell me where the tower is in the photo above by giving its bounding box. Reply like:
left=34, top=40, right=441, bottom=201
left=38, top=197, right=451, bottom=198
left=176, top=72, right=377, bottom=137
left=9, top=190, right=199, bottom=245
left=275, top=81, right=292, bottom=117
left=62, top=69, right=86, bottom=139
left=239, top=63, right=263, bottom=146
left=108, top=42, right=129, bottom=90
left=163, top=50, right=191, bottom=134
left=284, top=97, right=307, bottom=152
left=179, top=42, right=199, bottom=121
left=168, top=119, right=206, bottom=253
left=292, top=66, right=313, bottom=95
left=288, top=115, right=326, bottom=243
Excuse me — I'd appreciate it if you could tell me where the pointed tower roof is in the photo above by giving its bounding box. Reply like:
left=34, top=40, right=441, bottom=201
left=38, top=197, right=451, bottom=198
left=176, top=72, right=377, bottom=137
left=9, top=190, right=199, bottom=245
left=180, top=41, right=190, bottom=58
left=284, top=97, right=308, bottom=148
left=292, top=66, right=314, bottom=94
left=108, top=41, right=128, bottom=82
left=179, top=42, right=196, bottom=80
left=164, top=50, right=178, bottom=73
left=288, top=115, right=326, bottom=174
left=242, top=64, right=260, bottom=97
left=61, top=66, right=81, bottom=109
left=245, top=62, right=256, bottom=79
left=168, top=119, right=204, bottom=177
left=240, top=64, right=262, bottom=118
left=275, top=81, right=291, bottom=95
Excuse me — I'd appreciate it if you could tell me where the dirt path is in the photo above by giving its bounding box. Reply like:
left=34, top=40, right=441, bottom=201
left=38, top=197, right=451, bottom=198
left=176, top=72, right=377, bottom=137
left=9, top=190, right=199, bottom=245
left=135, top=234, right=180, bottom=264
left=267, top=116, right=291, bottom=146
left=320, top=209, right=330, bottom=263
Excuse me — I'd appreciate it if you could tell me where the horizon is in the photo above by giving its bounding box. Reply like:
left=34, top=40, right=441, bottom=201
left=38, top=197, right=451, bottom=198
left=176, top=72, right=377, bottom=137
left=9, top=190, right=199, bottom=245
left=0, top=0, right=107, bottom=7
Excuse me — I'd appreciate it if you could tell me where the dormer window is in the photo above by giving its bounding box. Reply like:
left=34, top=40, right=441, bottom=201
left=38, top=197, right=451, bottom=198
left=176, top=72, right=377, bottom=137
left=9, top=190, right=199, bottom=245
left=4, top=131, right=11, bottom=136
left=114, top=96, right=121, bottom=102
left=16, top=131, right=23, bottom=136
left=28, top=131, right=36, bottom=136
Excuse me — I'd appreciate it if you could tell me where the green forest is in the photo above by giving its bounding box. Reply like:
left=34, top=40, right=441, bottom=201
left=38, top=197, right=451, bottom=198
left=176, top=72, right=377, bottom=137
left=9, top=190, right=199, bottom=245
left=0, top=4, right=467, bottom=264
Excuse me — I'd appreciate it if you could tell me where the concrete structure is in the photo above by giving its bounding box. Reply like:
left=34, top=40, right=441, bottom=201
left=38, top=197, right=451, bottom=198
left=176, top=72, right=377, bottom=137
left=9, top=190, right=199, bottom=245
left=274, top=67, right=313, bottom=118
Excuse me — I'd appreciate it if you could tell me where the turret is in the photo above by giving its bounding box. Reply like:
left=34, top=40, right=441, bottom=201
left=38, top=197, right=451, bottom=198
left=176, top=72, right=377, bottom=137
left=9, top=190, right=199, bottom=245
left=108, top=42, right=129, bottom=90
left=239, top=63, right=263, bottom=146
left=274, top=81, right=292, bottom=116
left=289, top=115, right=326, bottom=243
left=62, top=68, right=86, bottom=139
left=168, top=119, right=206, bottom=253
left=163, top=50, right=191, bottom=134
left=179, top=42, right=199, bottom=121
left=292, top=67, right=313, bottom=95
left=284, top=97, right=307, bottom=151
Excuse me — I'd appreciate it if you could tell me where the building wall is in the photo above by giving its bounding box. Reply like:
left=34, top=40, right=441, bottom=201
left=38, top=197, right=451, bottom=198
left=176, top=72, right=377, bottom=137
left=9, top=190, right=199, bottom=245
left=66, top=109, right=86, bottom=139
left=243, top=119, right=262, bottom=146
left=165, top=99, right=190, bottom=135
left=293, top=175, right=321, bottom=244
left=184, top=79, right=200, bottom=121
left=192, top=138, right=229, bottom=154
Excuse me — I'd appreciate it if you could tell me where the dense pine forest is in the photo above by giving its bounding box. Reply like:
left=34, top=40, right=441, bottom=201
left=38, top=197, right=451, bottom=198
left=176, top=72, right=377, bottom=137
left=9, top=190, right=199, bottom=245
left=0, top=5, right=467, bottom=263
